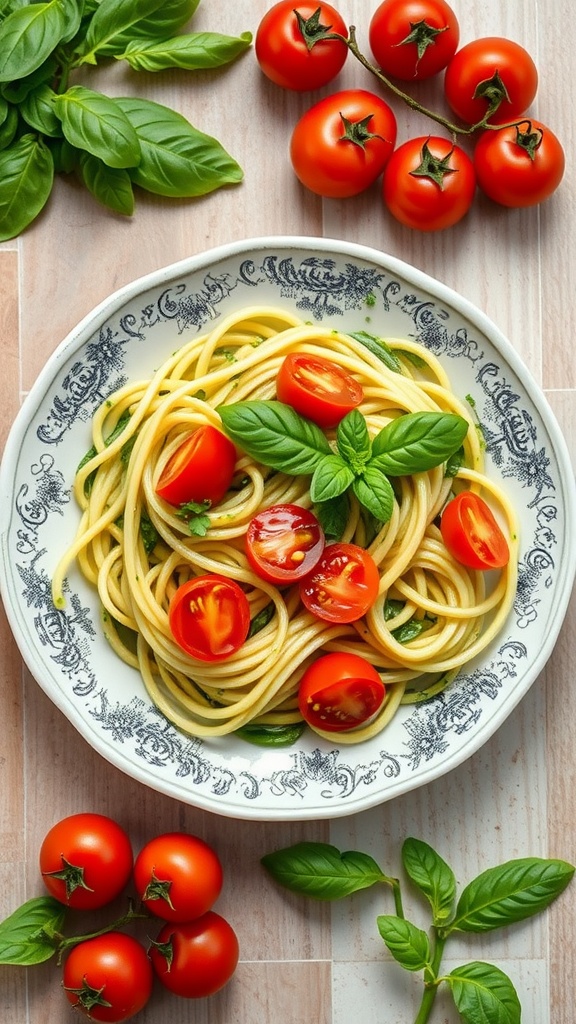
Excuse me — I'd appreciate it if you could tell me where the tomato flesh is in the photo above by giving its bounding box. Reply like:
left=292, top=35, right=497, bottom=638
left=39, top=813, right=133, bottom=910
left=134, top=832, right=223, bottom=923
left=299, top=652, right=386, bottom=732
left=156, top=424, right=236, bottom=507
left=255, top=0, right=348, bottom=92
left=440, top=491, right=510, bottom=570
left=62, top=932, right=153, bottom=1022
left=169, top=575, right=250, bottom=661
left=299, top=542, right=380, bottom=622
left=246, top=503, right=325, bottom=583
left=369, top=0, right=460, bottom=81
left=150, top=912, right=240, bottom=998
left=277, top=353, right=364, bottom=428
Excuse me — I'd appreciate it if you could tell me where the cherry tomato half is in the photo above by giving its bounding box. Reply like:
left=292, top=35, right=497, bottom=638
left=156, top=424, right=237, bottom=507
left=474, top=119, right=565, bottom=208
left=255, top=0, right=348, bottom=91
left=299, top=542, right=380, bottom=622
left=150, top=912, right=240, bottom=999
left=63, top=932, right=153, bottom=1022
left=277, top=352, right=364, bottom=428
left=169, top=575, right=250, bottom=661
left=290, top=89, right=397, bottom=198
left=134, top=832, right=223, bottom=923
left=39, top=813, right=133, bottom=910
left=369, top=0, right=459, bottom=81
left=444, top=36, right=538, bottom=126
left=298, top=652, right=386, bottom=732
left=440, top=491, right=510, bottom=570
left=246, top=503, right=325, bottom=584
left=382, top=136, right=476, bottom=231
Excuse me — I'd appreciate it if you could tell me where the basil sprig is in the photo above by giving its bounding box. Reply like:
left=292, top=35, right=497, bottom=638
left=261, top=837, right=575, bottom=1024
left=0, top=0, right=252, bottom=240
left=218, top=401, right=468, bottom=524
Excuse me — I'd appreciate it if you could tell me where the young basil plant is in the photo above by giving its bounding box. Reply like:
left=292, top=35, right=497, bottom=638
left=0, top=0, right=252, bottom=240
left=261, top=836, right=575, bottom=1024
left=218, top=400, right=468, bottom=525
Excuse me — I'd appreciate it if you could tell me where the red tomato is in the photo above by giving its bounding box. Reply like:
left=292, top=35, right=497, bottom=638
left=246, top=503, right=325, bottom=584
left=150, top=912, right=239, bottom=998
left=156, top=424, right=236, bottom=507
left=255, top=0, right=348, bottom=91
left=169, top=574, right=250, bottom=661
left=39, top=813, right=133, bottom=910
left=382, top=136, right=476, bottom=231
left=444, top=37, right=538, bottom=126
left=290, top=89, right=397, bottom=198
left=277, top=352, right=364, bottom=427
left=369, top=0, right=459, bottom=80
left=474, top=119, right=565, bottom=208
left=62, top=932, right=153, bottom=1022
left=299, top=542, right=380, bottom=622
left=133, top=832, right=223, bottom=923
left=298, top=652, right=386, bottom=732
left=440, top=491, right=510, bottom=570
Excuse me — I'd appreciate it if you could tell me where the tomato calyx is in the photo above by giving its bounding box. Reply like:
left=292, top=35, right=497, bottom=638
left=472, top=70, right=510, bottom=115
left=339, top=112, right=384, bottom=148
left=401, top=19, right=450, bottom=62
left=148, top=935, right=174, bottom=969
left=141, top=869, right=176, bottom=911
left=42, top=856, right=94, bottom=900
left=64, top=979, right=113, bottom=1013
left=410, top=140, right=457, bottom=189
left=295, top=6, right=344, bottom=51
left=513, top=120, right=544, bottom=159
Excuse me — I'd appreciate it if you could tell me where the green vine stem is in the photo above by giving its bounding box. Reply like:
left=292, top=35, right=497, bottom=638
left=414, top=931, right=446, bottom=1024
left=54, top=903, right=150, bottom=964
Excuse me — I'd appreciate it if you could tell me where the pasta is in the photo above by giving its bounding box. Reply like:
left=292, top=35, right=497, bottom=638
left=52, top=306, right=519, bottom=744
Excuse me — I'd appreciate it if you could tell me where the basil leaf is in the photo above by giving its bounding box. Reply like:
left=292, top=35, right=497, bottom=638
left=79, top=152, right=135, bottom=215
left=348, top=330, right=403, bottom=373
left=79, top=0, right=168, bottom=63
left=261, top=842, right=388, bottom=900
left=0, top=134, right=54, bottom=241
left=1, top=55, right=58, bottom=102
left=78, top=408, right=132, bottom=494
left=53, top=86, right=141, bottom=168
left=236, top=723, right=305, bottom=748
left=51, top=137, right=80, bottom=174
left=376, top=915, right=431, bottom=972
left=445, top=444, right=465, bottom=478
left=247, top=602, right=275, bottom=638
left=402, top=838, right=456, bottom=925
left=0, top=896, right=65, bottom=965
left=95, top=0, right=202, bottom=55
left=447, top=962, right=521, bottom=1024
left=313, top=493, right=349, bottom=541
left=336, top=408, right=371, bottom=470
left=60, top=0, right=84, bottom=44
left=310, top=455, right=355, bottom=503
left=118, top=31, right=252, bottom=73
left=371, top=411, right=469, bottom=476
left=391, top=615, right=435, bottom=644
left=20, top=83, right=62, bottom=137
left=114, top=96, right=243, bottom=196
left=352, top=466, right=395, bottom=522
left=449, top=857, right=575, bottom=934
left=218, top=400, right=331, bottom=475
left=140, top=511, right=158, bottom=554
left=0, top=103, right=17, bottom=150
left=0, top=1, right=68, bottom=82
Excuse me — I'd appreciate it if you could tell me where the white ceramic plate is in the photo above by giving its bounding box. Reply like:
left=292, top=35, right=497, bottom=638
left=1, top=237, right=574, bottom=820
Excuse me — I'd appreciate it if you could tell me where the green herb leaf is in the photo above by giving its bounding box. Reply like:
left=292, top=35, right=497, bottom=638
left=447, top=961, right=521, bottom=1024
left=336, top=408, right=372, bottom=469
left=218, top=400, right=331, bottom=475
left=247, top=602, right=275, bottom=638
left=19, top=83, right=62, bottom=137
left=1, top=55, right=58, bottom=103
left=371, top=412, right=469, bottom=476
left=0, top=896, right=65, bottom=966
left=94, top=0, right=202, bottom=55
left=78, top=152, right=135, bottom=214
left=176, top=499, right=211, bottom=537
left=402, top=837, right=456, bottom=925
left=118, top=31, right=252, bottom=73
left=236, top=723, right=305, bottom=748
left=114, top=95, right=243, bottom=196
left=53, top=86, right=141, bottom=168
left=79, top=0, right=168, bottom=63
left=376, top=915, right=431, bottom=972
left=139, top=511, right=158, bottom=554
left=449, top=857, right=575, bottom=934
left=261, top=842, right=388, bottom=900
left=348, top=330, right=403, bottom=373
left=78, top=409, right=132, bottom=494
left=310, top=454, right=355, bottom=503
left=313, top=493, right=350, bottom=541
left=445, top=444, right=465, bottom=478
left=0, top=133, right=54, bottom=241
left=0, top=1, right=68, bottom=82
left=391, top=614, right=435, bottom=644
left=0, top=104, right=18, bottom=151
left=352, top=465, right=395, bottom=522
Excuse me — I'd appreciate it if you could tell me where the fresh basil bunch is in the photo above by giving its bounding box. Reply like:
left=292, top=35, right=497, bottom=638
left=0, top=0, right=252, bottom=240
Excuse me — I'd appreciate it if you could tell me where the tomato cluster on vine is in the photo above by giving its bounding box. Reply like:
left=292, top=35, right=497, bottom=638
left=37, top=813, right=239, bottom=1021
left=255, top=0, right=565, bottom=230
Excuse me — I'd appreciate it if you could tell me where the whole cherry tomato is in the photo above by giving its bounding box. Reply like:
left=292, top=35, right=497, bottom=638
left=150, top=912, right=240, bottom=998
left=246, top=503, right=325, bottom=584
left=62, top=932, right=153, bottom=1022
left=134, top=832, right=223, bottom=922
left=299, top=542, right=380, bottom=622
left=276, top=352, right=364, bottom=426
left=369, top=0, right=459, bottom=80
left=474, top=119, right=565, bottom=207
left=444, top=36, right=538, bottom=126
left=382, top=136, right=476, bottom=231
left=440, top=491, right=510, bottom=570
left=290, top=89, right=397, bottom=198
left=39, top=813, right=133, bottom=910
left=169, top=574, right=251, bottom=661
left=298, top=651, right=386, bottom=732
left=255, top=0, right=348, bottom=91
left=156, top=424, right=237, bottom=507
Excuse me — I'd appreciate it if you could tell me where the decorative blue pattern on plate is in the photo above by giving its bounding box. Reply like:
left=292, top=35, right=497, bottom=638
left=1, top=237, right=574, bottom=820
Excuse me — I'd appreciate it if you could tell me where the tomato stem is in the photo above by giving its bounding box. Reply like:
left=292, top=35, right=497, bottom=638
left=413, top=931, right=446, bottom=1024
left=55, top=903, right=151, bottom=964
